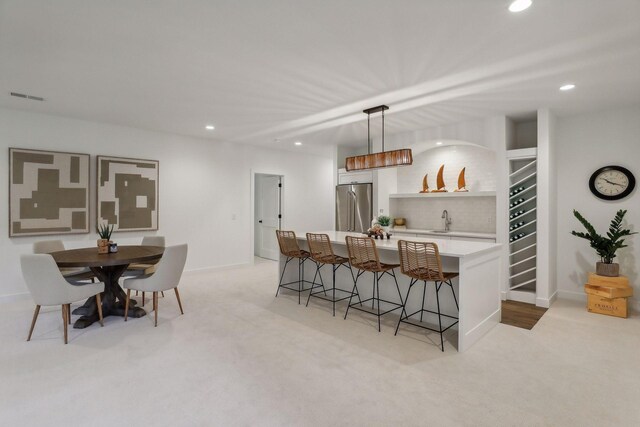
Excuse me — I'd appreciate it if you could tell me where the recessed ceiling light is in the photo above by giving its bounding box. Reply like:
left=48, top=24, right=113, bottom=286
left=509, top=0, right=532, bottom=13
left=436, top=141, right=443, bottom=145
left=559, top=84, right=576, bottom=91
left=205, top=125, right=215, bottom=130
left=294, top=141, right=302, bottom=146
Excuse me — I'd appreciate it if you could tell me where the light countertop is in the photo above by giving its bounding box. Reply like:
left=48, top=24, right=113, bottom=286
left=391, top=228, right=496, bottom=239
left=296, top=231, right=501, bottom=258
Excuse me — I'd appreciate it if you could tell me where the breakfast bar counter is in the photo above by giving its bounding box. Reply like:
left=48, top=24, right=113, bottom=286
left=280, top=231, right=503, bottom=352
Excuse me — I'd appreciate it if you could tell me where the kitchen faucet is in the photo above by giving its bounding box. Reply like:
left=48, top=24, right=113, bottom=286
left=441, top=210, right=452, bottom=232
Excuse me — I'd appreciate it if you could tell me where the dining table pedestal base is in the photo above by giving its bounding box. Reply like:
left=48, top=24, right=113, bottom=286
left=71, top=264, right=147, bottom=329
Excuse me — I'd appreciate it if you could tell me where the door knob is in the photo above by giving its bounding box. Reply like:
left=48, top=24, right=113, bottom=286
left=258, top=220, right=263, bottom=223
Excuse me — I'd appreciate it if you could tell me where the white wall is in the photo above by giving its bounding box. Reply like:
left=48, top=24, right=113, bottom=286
left=556, top=106, right=640, bottom=310
left=397, top=145, right=497, bottom=193
left=0, top=108, right=335, bottom=298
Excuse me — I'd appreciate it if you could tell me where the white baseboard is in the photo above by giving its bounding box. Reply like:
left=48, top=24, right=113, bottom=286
left=556, top=289, right=586, bottom=302
left=507, top=289, right=536, bottom=304
left=0, top=292, right=30, bottom=304
left=536, top=290, right=558, bottom=308
left=183, top=262, right=251, bottom=276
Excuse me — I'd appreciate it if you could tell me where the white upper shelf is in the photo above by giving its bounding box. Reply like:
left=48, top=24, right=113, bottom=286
left=389, top=191, right=496, bottom=199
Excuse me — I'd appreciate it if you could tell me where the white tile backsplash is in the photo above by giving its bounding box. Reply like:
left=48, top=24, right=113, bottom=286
left=392, top=145, right=497, bottom=233
left=391, top=197, right=496, bottom=233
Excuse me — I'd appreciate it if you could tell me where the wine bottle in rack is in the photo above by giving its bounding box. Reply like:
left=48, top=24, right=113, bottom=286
left=509, top=221, right=525, bottom=231
left=509, top=198, right=523, bottom=208
left=509, top=232, right=526, bottom=242
left=509, top=186, right=526, bottom=197
left=509, top=209, right=526, bottom=219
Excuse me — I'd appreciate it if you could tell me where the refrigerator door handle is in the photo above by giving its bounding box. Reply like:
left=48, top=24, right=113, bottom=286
left=346, top=189, right=351, bottom=231
left=348, top=189, right=357, bottom=232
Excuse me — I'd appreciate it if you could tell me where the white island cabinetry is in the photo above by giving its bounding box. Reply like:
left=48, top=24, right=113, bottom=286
left=280, top=231, right=502, bottom=352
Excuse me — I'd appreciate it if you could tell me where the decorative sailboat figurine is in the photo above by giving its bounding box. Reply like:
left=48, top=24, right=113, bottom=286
left=454, top=167, right=469, bottom=192
left=420, top=174, right=430, bottom=193
left=431, top=164, right=447, bottom=192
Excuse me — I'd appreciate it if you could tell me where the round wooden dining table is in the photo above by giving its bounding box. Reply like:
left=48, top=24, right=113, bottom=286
left=50, top=245, right=164, bottom=329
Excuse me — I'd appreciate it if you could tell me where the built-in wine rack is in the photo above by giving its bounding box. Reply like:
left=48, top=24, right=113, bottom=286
left=508, top=156, right=537, bottom=299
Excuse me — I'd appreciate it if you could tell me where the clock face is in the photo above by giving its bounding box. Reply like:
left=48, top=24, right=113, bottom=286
left=589, top=166, right=635, bottom=200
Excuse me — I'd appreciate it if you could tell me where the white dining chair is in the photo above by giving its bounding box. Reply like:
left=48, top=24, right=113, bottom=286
left=122, top=244, right=188, bottom=327
left=141, top=236, right=166, bottom=247
left=21, top=254, right=105, bottom=344
left=33, top=240, right=95, bottom=284
left=123, top=235, right=167, bottom=304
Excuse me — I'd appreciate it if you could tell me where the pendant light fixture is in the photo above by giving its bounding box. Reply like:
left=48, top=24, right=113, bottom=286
left=345, top=105, right=413, bottom=171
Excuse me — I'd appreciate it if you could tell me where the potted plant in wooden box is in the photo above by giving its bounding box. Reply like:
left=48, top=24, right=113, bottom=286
left=571, top=209, right=636, bottom=277
left=97, top=223, right=114, bottom=254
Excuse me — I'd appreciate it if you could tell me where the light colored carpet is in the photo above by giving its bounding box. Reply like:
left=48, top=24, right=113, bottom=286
left=1, top=259, right=638, bottom=426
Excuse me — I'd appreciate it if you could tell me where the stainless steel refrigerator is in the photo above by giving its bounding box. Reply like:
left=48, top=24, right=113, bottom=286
left=335, top=183, right=373, bottom=233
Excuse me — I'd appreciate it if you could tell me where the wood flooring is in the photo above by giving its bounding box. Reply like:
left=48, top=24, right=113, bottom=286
left=501, top=300, right=548, bottom=330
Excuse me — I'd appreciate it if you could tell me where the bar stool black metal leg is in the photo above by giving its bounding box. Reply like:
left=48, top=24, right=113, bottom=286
left=435, top=281, right=444, bottom=352
left=298, top=258, right=302, bottom=304
left=448, top=280, right=459, bottom=310
left=371, top=272, right=376, bottom=310
left=316, top=263, right=327, bottom=296
left=391, top=270, right=404, bottom=306
left=305, top=262, right=322, bottom=307
left=420, top=279, right=427, bottom=322
left=376, top=272, right=381, bottom=332
left=348, top=265, right=363, bottom=307
left=344, top=270, right=363, bottom=319
left=276, top=257, right=291, bottom=297
left=312, top=261, right=321, bottom=293
left=332, top=265, right=337, bottom=316
left=395, top=279, right=414, bottom=336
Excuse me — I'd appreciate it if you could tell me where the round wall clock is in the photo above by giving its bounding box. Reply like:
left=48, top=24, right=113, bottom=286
left=589, top=166, right=635, bottom=200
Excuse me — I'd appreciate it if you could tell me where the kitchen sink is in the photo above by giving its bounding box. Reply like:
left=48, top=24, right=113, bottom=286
left=428, top=229, right=449, bottom=234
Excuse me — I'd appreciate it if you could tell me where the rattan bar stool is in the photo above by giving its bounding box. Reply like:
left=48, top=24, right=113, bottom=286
left=305, top=233, right=361, bottom=316
left=275, top=230, right=317, bottom=304
left=395, top=240, right=459, bottom=352
left=344, top=236, right=404, bottom=332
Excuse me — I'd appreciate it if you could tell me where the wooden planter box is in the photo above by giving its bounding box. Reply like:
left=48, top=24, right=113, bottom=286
left=587, top=294, right=628, bottom=318
left=588, top=273, right=629, bottom=289
left=585, top=284, right=633, bottom=299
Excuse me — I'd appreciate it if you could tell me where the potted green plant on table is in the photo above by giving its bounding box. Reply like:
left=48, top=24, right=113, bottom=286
left=376, top=215, right=392, bottom=234
left=97, top=223, right=114, bottom=254
left=571, top=209, right=636, bottom=277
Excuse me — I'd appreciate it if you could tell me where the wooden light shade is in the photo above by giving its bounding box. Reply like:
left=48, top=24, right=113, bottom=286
left=345, top=148, right=413, bottom=172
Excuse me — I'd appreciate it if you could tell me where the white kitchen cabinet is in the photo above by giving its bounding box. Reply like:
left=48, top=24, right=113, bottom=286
left=338, top=169, right=373, bottom=184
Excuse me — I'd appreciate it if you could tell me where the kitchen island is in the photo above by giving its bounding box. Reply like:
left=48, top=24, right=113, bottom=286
left=280, top=231, right=502, bottom=352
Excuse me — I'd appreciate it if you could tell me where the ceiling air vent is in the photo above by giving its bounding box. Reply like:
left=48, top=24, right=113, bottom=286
left=10, top=92, right=45, bottom=101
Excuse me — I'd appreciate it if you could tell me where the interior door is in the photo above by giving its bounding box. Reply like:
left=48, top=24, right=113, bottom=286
left=256, top=175, right=281, bottom=260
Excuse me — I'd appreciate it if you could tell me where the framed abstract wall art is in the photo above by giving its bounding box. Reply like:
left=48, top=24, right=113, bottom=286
left=9, top=148, right=90, bottom=237
left=97, top=156, right=159, bottom=231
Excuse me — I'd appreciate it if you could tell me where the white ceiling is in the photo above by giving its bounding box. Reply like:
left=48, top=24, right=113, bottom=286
left=1, top=0, right=639, bottom=152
